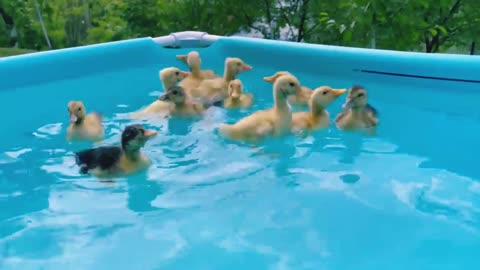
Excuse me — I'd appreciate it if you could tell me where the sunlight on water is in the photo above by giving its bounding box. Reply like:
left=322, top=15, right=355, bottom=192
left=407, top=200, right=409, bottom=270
left=1, top=63, right=480, bottom=270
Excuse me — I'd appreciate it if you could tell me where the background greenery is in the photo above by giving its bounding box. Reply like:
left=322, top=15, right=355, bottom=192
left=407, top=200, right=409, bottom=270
left=1, top=0, right=479, bottom=57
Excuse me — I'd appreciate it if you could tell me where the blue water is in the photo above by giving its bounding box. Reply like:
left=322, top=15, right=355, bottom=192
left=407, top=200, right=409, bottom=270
left=1, top=62, right=480, bottom=270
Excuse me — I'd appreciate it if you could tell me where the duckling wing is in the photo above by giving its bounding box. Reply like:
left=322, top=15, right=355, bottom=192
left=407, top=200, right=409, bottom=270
left=365, top=104, right=378, bottom=117
left=75, top=146, right=122, bottom=174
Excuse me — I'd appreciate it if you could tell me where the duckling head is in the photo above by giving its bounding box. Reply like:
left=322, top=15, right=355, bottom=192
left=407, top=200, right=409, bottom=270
left=225, top=57, right=252, bottom=75
left=159, top=67, right=190, bottom=88
left=158, top=85, right=187, bottom=105
left=310, top=86, right=347, bottom=109
left=176, top=51, right=201, bottom=70
left=273, top=74, right=301, bottom=99
left=227, top=79, right=244, bottom=100
left=68, top=101, right=86, bottom=124
left=263, top=71, right=293, bottom=83
left=344, top=85, right=368, bottom=109
left=121, top=124, right=157, bottom=152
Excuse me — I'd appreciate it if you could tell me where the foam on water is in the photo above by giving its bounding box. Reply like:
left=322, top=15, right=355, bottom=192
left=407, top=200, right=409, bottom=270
left=1, top=63, right=480, bottom=270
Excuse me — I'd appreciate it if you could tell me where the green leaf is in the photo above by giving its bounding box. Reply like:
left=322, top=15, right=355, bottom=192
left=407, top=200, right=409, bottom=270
left=320, top=12, right=329, bottom=17
left=428, top=28, right=438, bottom=36
left=437, top=25, right=448, bottom=35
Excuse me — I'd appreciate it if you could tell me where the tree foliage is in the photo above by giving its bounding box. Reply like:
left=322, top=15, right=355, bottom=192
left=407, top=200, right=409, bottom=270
left=0, top=0, right=479, bottom=54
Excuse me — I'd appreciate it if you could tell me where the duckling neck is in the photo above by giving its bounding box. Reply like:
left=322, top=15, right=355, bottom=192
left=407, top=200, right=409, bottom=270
left=73, top=117, right=85, bottom=126
left=162, top=81, right=175, bottom=91
left=122, top=147, right=141, bottom=161
left=273, top=92, right=289, bottom=111
left=351, top=106, right=366, bottom=117
left=223, top=67, right=235, bottom=82
left=190, top=66, right=201, bottom=77
left=310, top=104, right=327, bottom=121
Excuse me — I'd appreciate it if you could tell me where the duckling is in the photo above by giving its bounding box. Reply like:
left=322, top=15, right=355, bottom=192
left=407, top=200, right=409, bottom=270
left=223, top=79, right=253, bottom=109
left=263, top=71, right=312, bottom=107
left=66, top=101, right=104, bottom=141
left=291, top=86, right=347, bottom=134
left=74, top=124, right=157, bottom=177
left=218, top=74, right=301, bottom=143
left=131, top=67, right=189, bottom=117
left=157, top=85, right=208, bottom=118
left=176, top=51, right=219, bottom=90
left=335, top=85, right=379, bottom=133
left=188, top=57, right=252, bottom=101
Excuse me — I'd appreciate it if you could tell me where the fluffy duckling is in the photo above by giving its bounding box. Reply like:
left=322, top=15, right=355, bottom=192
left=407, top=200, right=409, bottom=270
left=223, top=79, right=253, bottom=109
left=218, top=74, right=301, bottom=143
left=66, top=101, right=104, bottom=141
left=189, top=57, right=252, bottom=101
left=157, top=85, right=208, bottom=118
left=335, top=85, right=379, bottom=132
left=176, top=51, right=219, bottom=90
left=263, top=71, right=312, bottom=107
left=131, top=67, right=189, bottom=117
left=74, top=124, right=157, bottom=177
left=291, top=86, right=347, bottom=134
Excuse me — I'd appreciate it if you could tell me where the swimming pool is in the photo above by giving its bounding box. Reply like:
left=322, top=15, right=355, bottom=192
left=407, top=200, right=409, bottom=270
left=1, top=32, right=479, bottom=269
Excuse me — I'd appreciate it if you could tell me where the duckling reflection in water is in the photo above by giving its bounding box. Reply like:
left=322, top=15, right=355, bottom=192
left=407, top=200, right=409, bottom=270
left=335, top=85, right=378, bottom=135
left=74, top=124, right=157, bottom=178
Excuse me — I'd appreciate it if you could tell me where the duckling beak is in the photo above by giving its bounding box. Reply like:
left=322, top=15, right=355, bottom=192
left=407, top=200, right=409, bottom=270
left=263, top=76, right=275, bottom=83
left=231, top=92, right=240, bottom=99
left=69, top=114, right=78, bottom=123
left=332, top=89, right=347, bottom=96
left=180, top=71, right=190, bottom=77
left=158, top=93, right=169, bottom=101
left=241, top=64, right=252, bottom=71
left=144, top=130, right=157, bottom=139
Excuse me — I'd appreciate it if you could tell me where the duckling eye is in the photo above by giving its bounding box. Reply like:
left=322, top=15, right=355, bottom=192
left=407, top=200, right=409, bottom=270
left=237, top=62, right=241, bottom=66
left=175, top=71, right=179, bottom=76
left=77, top=107, right=82, bottom=111
left=289, top=82, right=295, bottom=87
left=357, top=93, right=364, bottom=98
left=171, top=90, right=178, bottom=95
left=323, top=91, right=329, bottom=95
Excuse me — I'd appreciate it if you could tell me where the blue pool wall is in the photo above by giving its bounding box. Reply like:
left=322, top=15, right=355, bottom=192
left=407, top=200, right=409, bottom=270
left=2, top=35, right=480, bottom=91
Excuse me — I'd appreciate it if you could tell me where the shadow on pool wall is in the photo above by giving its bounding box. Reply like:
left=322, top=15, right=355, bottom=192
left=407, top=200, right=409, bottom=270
left=0, top=35, right=479, bottom=182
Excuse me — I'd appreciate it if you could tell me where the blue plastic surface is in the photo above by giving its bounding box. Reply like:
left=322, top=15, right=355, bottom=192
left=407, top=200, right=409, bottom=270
left=2, top=36, right=480, bottom=92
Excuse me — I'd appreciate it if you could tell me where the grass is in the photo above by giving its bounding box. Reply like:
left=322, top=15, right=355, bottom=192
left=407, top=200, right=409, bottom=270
left=0, top=47, right=36, bottom=58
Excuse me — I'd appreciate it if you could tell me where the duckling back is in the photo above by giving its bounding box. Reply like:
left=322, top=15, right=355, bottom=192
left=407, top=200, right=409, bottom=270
left=75, top=146, right=122, bottom=174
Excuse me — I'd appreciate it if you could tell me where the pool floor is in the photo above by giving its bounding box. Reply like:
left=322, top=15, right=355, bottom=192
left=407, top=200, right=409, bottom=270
left=0, top=64, right=479, bottom=270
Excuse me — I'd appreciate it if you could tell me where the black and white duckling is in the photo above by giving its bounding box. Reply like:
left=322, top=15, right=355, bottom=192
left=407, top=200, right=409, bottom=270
left=74, top=124, right=157, bottom=177
left=335, top=85, right=379, bottom=133
left=223, top=79, right=253, bottom=109
left=66, top=100, right=104, bottom=141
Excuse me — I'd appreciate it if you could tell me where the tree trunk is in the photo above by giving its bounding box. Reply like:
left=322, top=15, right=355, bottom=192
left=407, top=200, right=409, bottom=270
left=470, top=41, right=476, bottom=55
left=33, top=0, right=52, bottom=49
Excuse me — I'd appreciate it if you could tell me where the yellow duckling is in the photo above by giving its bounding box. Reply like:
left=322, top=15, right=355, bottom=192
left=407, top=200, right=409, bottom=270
left=189, top=57, right=252, bottom=101
left=74, top=124, right=157, bottom=178
left=157, top=85, right=207, bottom=118
left=335, top=85, right=379, bottom=133
left=263, top=71, right=312, bottom=107
left=176, top=51, right=219, bottom=90
left=218, top=74, right=301, bottom=143
left=131, top=67, right=189, bottom=117
left=291, top=86, right=347, bottom=134
left=223, top=79, right=253, bottom=109
left=66, top=101, right=104, bottom=141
